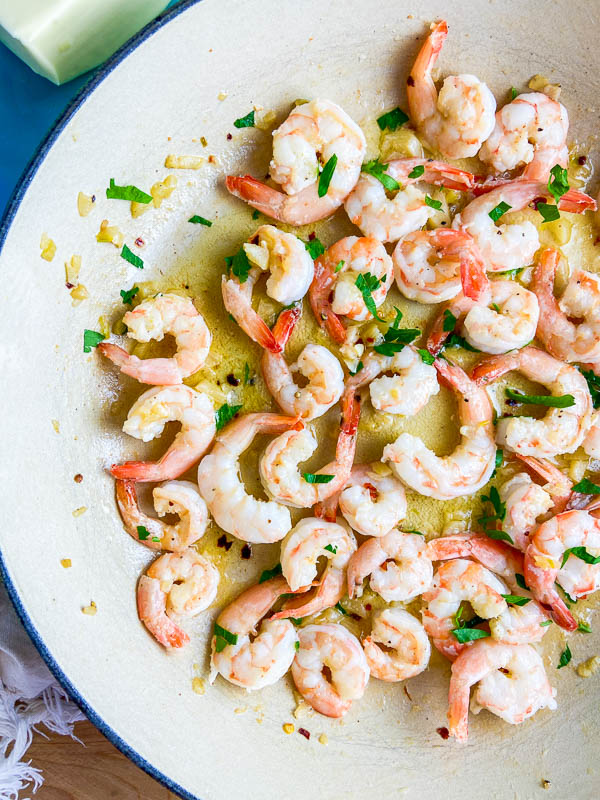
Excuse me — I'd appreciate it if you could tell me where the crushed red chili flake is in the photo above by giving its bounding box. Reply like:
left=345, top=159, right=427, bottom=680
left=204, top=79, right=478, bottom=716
left=298, top=727, right=311, bottom=740
left=65, top=282, right=75, bottom=289
left=226, top=133, right=233, bottom=140
left=364, top=603, right=372, bottom=611
left=74, top=473, right=83, bottom=483
left=135, top=237, right=145, bottom=248
left=308, top=232, right=316, bottom=241
left=594, top=236, right=600, bottom=247
left=241, top=543, right=252, bottom=559
left=364, top=483, right=379, bottom=502
left=217, top=534, right=233, bottom=551
left=403, top=685, right=412, bottom=702
left=531, top=196, right=546, bottom=210
left=436, top=726, right=449, bottom=740
left=407, top=75, right=415, bottom=86
left=578, top=155, right=587, bottom=165
left=226, top=373, right=240, bottom=387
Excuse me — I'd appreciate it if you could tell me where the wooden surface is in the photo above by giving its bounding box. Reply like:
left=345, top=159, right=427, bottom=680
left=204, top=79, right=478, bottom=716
left=29, top=720, right=177, bottom=799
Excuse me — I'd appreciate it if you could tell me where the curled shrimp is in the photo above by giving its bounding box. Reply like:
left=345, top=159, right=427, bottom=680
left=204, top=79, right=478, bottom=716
left=309, top=236, right=393, bottom=344
left=363, top=608, right=431, bottom=682
left=271, top=517, right=356, bottom=622
left=259, top=391, right=360, bottom=508
left=393, top=228, right=487, bottom=305
left=428, top=279, right=539, bottom=356
left=454, top=180, right=596, bottom=273
left=364, top=347, right=441, bottom=417
left=479, top=92, right=568, bottom=181
left=500, top=473, right=553, bottom=552
left=338, top=464, right=407, bottom=537
left=346, top=529, right=433, bottom=602
left=524, top=509, right=600, bottom=630
left=382, top=359, right=496, bottom=500
left=583, top=409, right=600, bottom=458
left=226, top=99, right=366, bottom=224
left=116, top=479, right=209, bottom=551
left=448, top=639, right=556, bottom=742
left=262, top=305, right=344, bottom=420
left=210, top=576, right=298, bottom=690
left=197, top=412, right=302, bottom=543
left=532, top=248, right=600, bottom=366
left=472, top=346, right=593, bottom=458
left=137, top=549, right=219, bottom=649
left=222, top=225, right=314, bottom=353
left=344, top=158, right=475, bottom=243
left=291, top=623, right=370, bottom=718
left=406, top=21, right=496, bottom=158
left=422, top=558, right=507, bottom=660
left=426, top=534, right=551, bottom=644
left=111, top=385, right=215, bottom=482
left=99, top=294, right=211, bottom=385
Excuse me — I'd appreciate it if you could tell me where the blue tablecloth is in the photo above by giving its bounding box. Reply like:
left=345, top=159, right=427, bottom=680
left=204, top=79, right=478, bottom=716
left=0, top=1, right=181, bottom=217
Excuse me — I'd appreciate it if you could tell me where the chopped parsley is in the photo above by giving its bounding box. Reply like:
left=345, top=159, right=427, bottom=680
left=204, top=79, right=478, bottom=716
left=215, top=403, right=242, bottom=430
left=355, top=272, right=384, bottom=321
left=214, top=623, right=238, bottom=653
left=417, top=348, right=435, bottom=365
left=557, top=644, right=572, bottom=669
left=226, top=246, right=252, bottom=283
left=259, top=563, right=282, bottom=583
left=303, top=473, right=334, bottom=484
left=497, top=267, right=524, bottom=278
left=505, top=388, right=575, bottom=408
left=515, top=573, right=530, bottom=591
left=233, top=110, right=255, bottom=128
left=376, top=107, right=409, bottom=131
left=348, top=361, right=364, bottom=376
left=579, top=368, right=600, bottom=408
left=443, top=309, right=457, bottom=332
left=408, top=164, right=425, bottom=179
left=578, top=622, right=592, bottom=634
left=243, top=362, right=251, bottom=385
left=424, top=194, right=442, bottom=210
left=334, top=260, right=345, bottom=273
left=121, top=244, right=144, bottom=269
left=188, top=215, right=213, bottom=226
left=540, top=620, right=553, bottom=627
left=252, top=209, right=260, bottom=220
left=324, top=544, right=338, bottom=554
left=510, top=87, right=519, bottom=100
left=137, top=525, right=150, bottom=541
left=305, top=237, right=325, bottom=260
left=373, top=307, right=420, bottom=356
left=491, top=302, right=501, bottom=313
left=120, top=286, right=139, bottom=305
left=572, top=477, right=600, bottom=494
left=445, top=333, right=480, bottom=352
left=488, top=201, right=512, bottom=222
left=478, top=486, right=513, bottom=544
left=318, top=154, right=338, bottom=197
left=537, top=201, right=560, bottom=223
left=106, top=178, right=152, bottom=204
left=547, top=164, right=570, bottom=204
left=83, top=329, right=105, bottom=353
left=501, top=594, right=531, bottom=606
left=335, top=601, right=349, bottom=615
left=294, top=640, right=300, bottom=651
left=362, top=159, right=400, bottom=192
left=451, top=604, right=488, bottom=642
left=493, top=448, right=504, bottom=474
left=561, top=546, right=600, bottom=569
left=452, top=627, right=490, bottom=643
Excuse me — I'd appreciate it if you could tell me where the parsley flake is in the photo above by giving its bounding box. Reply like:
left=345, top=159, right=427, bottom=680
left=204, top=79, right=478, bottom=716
left=303, top=473, right=334, bottom=484
left=226, top=246, right=252, bottom=283
left=376, top=107, right=409, bottom=131
left=557, top=644, right=572, bottom=669
left=488, top=201, right=512, bottom=222
left=362, top=159, right=400, bottom=192
left=425, top=194, right=442, bottom=210
left=335, top=260, right=345, bottom=273
left=580, top=368, right=600, bottom=408
left=189, top=215, right=213, bottom=226
left=537, top=201, right=560, bottom=223
left=120, top=286, right=139, bottom=305
left=578, top=622, right=592, bottom=634
left=137, top=525, right=150, bottom=541
left=355, top=272, right=384, bottom=321
left=417, top=348, right=435, bottom=365
left=443, top=309, right=457, bottom=332
left=121, top=244, right=144, bottom=269
left=305, top=237, right=325, bottom=260
left=452, top=628, right=490, bottom=643
left=348, top=361, right=364, bottom=376
left=215, top=403, right=242, bottom=430
left=318, top=154, right=338, bottom=197
left=83, top=329, right=105, bottom=353
left=335, top=601, right=349, bottom=615
left=214, top=623, right=238, bottom=652
left=561, top=546, right=600, bottom=569
left=324, top=544, right=338, bottom=554
left=233, top=110, right=255, bottom=128
left=505, top=388, right=575, bottom=408
left=572, top=477, right=600, bottom=495
left=106, top=178, right=152, bottom=204
left=408, top=164, right=425, bottom=179
left=548, top=164, right=570, bottom=204
left=259, top=563, right=282, bottom=583
left=501, top=594, right=531, bottom=606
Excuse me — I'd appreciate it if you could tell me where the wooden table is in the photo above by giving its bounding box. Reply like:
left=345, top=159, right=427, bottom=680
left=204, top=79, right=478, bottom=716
left=29, top=720, right=177, bottom=799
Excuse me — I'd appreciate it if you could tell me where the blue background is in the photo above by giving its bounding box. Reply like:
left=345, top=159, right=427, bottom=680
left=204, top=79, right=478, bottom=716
left=0, top=0, right=181, bottom=217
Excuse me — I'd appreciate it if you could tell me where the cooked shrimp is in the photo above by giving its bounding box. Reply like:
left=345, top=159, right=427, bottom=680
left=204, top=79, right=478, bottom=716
left=260, top=391, right=360, bottom=508
left=428, top=279, right=539, bottom=356
left=222, top=225, right=314, bottom=353
left=448, top=639, right=556, bottom=742
left=363, top=608, right=430, bottom=682
left=99, top=294, right=211, bottom=385
left=137, top=549, right=219, bottom=649
left=583, top=409, right=600, bottom=458
left=426, top=534, right=551, bottom=644
left=111, top=385, right=216, bottom=482
left=116, top=479, right=209, bottom=551
left=454, top=180, right=595, bottom=273
left=393, top=228, right=487, bottom=305
left=309, top=236, right=393, bottom=344
left=197, top=412, right=302, bottom=543
left=422, top=559, right=507, bottom=660
left=524, top=509, right=600, bottom=630
left=210, top=576, right=298, bottom=690
left=291, top=624, right=370, bottom=717
left=382, top=359, right=496, bottom=500
left=472, top=346, right=593, bottom=458
left=406, top=21, right=496, bottom=158
left=344, top=158, right=475, bottom=243
left=262, top=305, right=344, bottom=420
left=532, top=248, right=600, bottom=365
left=479, top=92, right=568, bottom=180
left=500, top=473, right=553, bottom=552
left=347, top=529, right=433, bottom=602
left=226, top=99, right=366, bottom=224
left=338, top=464, right=407, bottom=537
left=368, top=347, right=441, bottom=416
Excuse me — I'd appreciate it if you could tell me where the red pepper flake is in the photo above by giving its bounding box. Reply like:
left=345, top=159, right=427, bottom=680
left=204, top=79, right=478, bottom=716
left=298, top=727, right=311, bottom=740
left=407, top=75, right=415, bottom=86
left=594, top=236, right=600, bottom=247
left=241, top=543, right=252, bottom=559
left=403, top=685, right=412, bottom=702
left=365, top=603, right=372, bottom=611
left=364, top=482, right=378, bottom=501
left=226, top=133, right=233, bottom=140
left=578, top=155, right=587, bottom=165
left=308, top=232, right=316, bottom=241
left=531, top=196, right=546, bottom=211
left=217, top=534, right=233, bottom=551
left=135, top=237, right=145, bottom=248
left=74, top=473, right=83, bottom=483
left=65, top=282, right=75, bottom=289
left=226, top=373, right=240, bottom=387
left=436, top=726, right=449, bottom=740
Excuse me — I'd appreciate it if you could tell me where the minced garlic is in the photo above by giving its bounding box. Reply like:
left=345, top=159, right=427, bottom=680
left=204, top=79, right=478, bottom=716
left=282, top=723, right=294, bottom=734
left=576, top=655, right=600, bottom=678
left=318, top=733, right=328, bottom=746
left=40, top=233, right=56, bottom=261
left=51, top=419, right=60, bottom=433
left=70, top=284, right=88, bottom=306
left=72, top=506, right=87, bottom=517
left=65, top=254, right=81, bottom=285
left=191, top=677, right=206, bottom=695
left=96, top=219, right=124, bottom=247
left=77, top=192, right=94, bottom=216
left=217, top=91, right=228, bottom=101
left=60, top=558, right=72, bottom=568
left=164, top=155, right=204, bottom=170
left=81, top=601, right=97, bottom=615
left=151, top=175, right=177, bottom=208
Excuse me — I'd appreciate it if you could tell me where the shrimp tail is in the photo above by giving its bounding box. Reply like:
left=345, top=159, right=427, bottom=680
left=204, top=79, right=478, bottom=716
left=221, top=276, right=281, bottom=353
left=557, top=189, right=596, bottom=214
left=408, top=21, right=448, bottom=123
left=315, top=492, right=340, bottom=523
left=98, top=342, right=182, bottom=385
left=272, top=304, right=302, bottom=348
left=226, top=175, right=284, bottom=218
left=523, top=553, right=577, bottom=631
left=460, top=248, right=489, bottom=301
left=271, top=570, right=344, bottom=621
left=309, top=258, right=347, bottom=345
left=515, top=453, right=572, bottom=511
left=470, top=350, right=522, bottom=385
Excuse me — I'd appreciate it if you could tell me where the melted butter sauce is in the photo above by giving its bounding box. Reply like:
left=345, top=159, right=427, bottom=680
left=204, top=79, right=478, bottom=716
left=104, top=114, right=600, bottom=667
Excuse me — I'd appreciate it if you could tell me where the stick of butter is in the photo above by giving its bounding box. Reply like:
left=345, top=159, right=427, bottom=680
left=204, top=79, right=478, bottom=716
left=0, top=0, right=170, bottom=85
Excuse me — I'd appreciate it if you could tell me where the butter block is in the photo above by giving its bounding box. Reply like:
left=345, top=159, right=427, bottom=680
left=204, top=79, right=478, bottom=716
left=0, top=0, right=170, bottom=85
